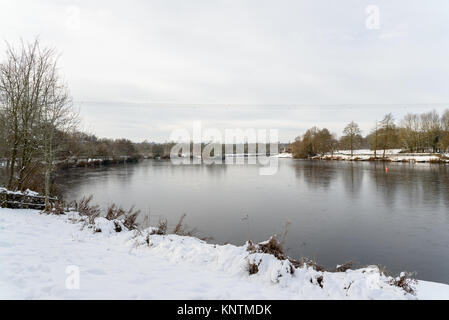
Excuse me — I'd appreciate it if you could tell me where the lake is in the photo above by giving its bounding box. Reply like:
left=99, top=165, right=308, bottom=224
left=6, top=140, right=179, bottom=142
left=57, top=159, right=449, bottom=283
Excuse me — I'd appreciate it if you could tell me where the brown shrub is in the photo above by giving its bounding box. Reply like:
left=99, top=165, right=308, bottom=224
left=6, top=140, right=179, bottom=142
left=246, top=240, right=256, bottom=252
left=123, top=206, right=140, bottom=230
left=335, top=261, right=355, bottom=272
left=151, top=218, right=168, bottom=235
left=256, top=236, right=286, bottom=260
left=247, top=234, right=327, bottom=272
left=248, top=261, right=259, bottom=275
left=71, top=195, right=101, bottom=224
left=291, top=257, right=326, bottom=272
left=105, top=204, right=125, bottom=220
left=389, top=272, right=416, bottom=295
left=103, top=203, right=140, bottom=230
left=49, top=201, right=66, bottom=215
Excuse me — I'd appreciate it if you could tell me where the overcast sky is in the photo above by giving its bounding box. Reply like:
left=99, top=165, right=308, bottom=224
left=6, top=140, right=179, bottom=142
left=1, top=0, right=449, bottom=142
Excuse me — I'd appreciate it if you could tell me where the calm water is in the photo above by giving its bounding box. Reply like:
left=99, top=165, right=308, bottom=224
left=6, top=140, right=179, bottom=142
left=57, top=159, right=449, bottom=283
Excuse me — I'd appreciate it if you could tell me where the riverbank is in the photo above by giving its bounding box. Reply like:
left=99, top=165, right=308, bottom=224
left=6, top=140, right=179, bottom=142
left=56, top=156, right=140, bottom=170
left=1, top=208, right=448, bottom=299
left=306, top=149, right=449, bottom=163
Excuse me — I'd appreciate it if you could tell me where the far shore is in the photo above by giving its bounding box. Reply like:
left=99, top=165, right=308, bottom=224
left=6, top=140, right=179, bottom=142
left=294, top=149, right=449, bottom=163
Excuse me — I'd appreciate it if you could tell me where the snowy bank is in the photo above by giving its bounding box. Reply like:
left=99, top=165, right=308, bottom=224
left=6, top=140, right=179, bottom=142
left=1, top=208, right=448, bottom=300
left=312, top=149, right=449, bottom=163
left=0, top=188, right=39, bottom=196
left=272, top=153, right=293, bottom=158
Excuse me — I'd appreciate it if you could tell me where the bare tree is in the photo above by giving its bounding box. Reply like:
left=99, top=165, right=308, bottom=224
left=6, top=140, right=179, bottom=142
left=39, top=59, right=78, bottom=211
left=0, top=39, right=78, bottom=209
left=420, top=110, right=440, bottom=153
left=0, top=109, right=8, bottom=185
left=379, top=113, right=398, bottom=158
left=399, top=113, right=420, bottom=152
left=0, top=39, right=53, bottom=190
left=315, top=128, right=334, bottom=156
left=440, top=109, right=449, bottom=153
left=367, top=120, right=380, bottom=158
left=341, top=121, right=362, bottom=157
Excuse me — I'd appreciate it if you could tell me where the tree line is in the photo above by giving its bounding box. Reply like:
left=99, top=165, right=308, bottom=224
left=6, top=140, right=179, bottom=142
left=292, top=110, right=449, bottom=158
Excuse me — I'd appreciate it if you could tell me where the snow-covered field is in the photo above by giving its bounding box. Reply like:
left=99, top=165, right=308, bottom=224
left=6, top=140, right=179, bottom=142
left=1, top=208, right=448, bottom=300
left=317, top=149, right=448, bottom=162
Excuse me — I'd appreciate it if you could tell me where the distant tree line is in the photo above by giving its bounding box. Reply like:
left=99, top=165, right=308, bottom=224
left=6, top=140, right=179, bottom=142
left=292, top=110, right=449, bottom=158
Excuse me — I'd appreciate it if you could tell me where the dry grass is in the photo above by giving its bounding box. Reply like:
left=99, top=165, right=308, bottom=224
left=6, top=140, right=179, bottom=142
left=146, top=214, right=211, bottom=241
left=122, top=206, right=140, bottom=230
left=248, top=261, right=260, bottom=275
left=334, top=261, right=355, bottom=272
left=151, top=218, right=168, bottom=235
left=173, top=213, right=187, bottom=235
left=292, top=257, right=326, bottom=272
left=247, top=233, right=335, bottom=275
left=47, top=201, right=66, bottom=215
left=105, top=204, right=125, bottom=220
left=172, top=214, right=199, bottom=237
left=255, top=237, right=286, bottom=260
left=389, top=272, right=416, bottom=294
left=246, top=224, right=328, bottom=274
left=70, top=197, right=140, bottom=230
left=248, top=222, right=291, bottom=261
left=71, top=195, right=101, bottom=224
left=103, top=203, right=140, bottom=230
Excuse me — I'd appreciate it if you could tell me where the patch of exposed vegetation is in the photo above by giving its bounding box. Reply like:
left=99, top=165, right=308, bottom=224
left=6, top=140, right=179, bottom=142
left=150, top=218, right=168, bottom=235
left=389, top=272, right=417, bottom=295
left=70, top=195, right=101, bottom=224
left=248, top=261, right=260, bottom=275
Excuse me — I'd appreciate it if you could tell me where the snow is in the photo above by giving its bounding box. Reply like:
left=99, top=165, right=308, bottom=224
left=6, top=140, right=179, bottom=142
left=317, top=149, right=448, bottom=163
left=1, top=208, right=449, bottom=300
left=0, top=188, right=40, bottom=196
left=272, top=153, right=293, bottom=158
left=337, top=149, right=402, bottom=155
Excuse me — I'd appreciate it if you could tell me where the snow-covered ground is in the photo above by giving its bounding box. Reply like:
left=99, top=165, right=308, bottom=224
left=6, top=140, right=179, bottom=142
left=0, top=187, right=39, bottom=196
left=224, top=153, right=293, bottom=158
left=1, top=208, right=448, bottom=300
left=317, top=149, right=448, bottom=162
left=273, top=153, right=293, bottom=158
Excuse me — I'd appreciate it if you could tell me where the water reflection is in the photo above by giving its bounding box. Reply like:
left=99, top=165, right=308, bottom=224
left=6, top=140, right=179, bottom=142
left=294, top=160, right=336, bottom=190
left=341, top=162, right=364, bottom=197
